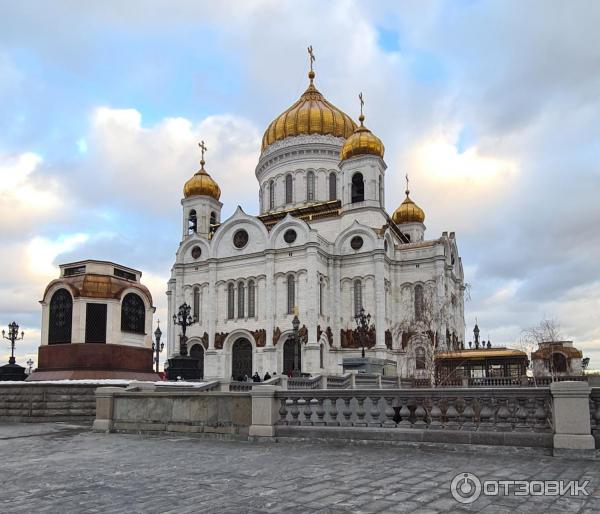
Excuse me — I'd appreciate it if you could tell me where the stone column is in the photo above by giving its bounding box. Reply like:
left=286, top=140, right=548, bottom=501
left=92, top=387, right=121, bottom=432
left=374, top=254, right=386, bottom=349
left=207, top=261, right=217, bottom=349
left=248, top=385, right=280, bottom=438
left=265, top=252, right=275, bottom=347
left=331, top=257, right=341, bottom=348
left=551, top=381, right=595, bottom=454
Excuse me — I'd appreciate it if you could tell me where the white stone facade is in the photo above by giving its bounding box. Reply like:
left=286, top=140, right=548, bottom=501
left=167, top=134, right=465, bottom=380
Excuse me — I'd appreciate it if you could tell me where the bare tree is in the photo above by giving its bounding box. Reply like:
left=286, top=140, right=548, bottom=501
left=520, top=318, right=562, bottom=382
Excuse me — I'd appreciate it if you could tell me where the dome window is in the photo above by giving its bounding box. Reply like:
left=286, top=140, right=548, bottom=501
left=191, top=246, right=202, bottom=259
left=350, top=236, right=364, bottom=250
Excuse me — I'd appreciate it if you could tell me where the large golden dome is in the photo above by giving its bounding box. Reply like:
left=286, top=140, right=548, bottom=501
left=183, top=159, right=221, bottom=200
left=392, top=190, right=425, bottom=224
left=261, top=70, right=357, bottom=152
left=340, top=114, right=384, bottom=161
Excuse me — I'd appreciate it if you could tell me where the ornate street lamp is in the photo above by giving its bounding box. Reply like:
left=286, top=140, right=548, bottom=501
left=26, top=358, right=34, bottom=374
left=152, top=321, right=164, bottom=373
left=172, top=303, right=195, bottom=357
left=2, top=321, right=24, bottom=365
left=354, top=307, right=372, bottom=358
left=290, top=313, right=302, bottom=374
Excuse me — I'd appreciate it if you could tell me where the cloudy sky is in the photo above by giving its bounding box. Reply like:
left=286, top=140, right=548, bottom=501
left=1, top=0, right=599, bottom=369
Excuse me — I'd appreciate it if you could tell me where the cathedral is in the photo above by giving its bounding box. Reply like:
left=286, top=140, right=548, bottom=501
left=166, top=58, right=466, bottom=380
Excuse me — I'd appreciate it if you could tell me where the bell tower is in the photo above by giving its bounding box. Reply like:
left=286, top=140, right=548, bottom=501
left=181, top=141, right=222, bottom=239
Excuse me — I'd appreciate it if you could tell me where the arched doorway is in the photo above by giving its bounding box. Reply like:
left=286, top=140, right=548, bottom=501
left=283, top=338, right=302, bottom=376
left=232, top=338, right=252, bottom=380
left=189, top=344, right=205, bottom=378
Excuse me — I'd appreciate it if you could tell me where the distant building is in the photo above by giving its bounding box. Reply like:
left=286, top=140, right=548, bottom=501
left=531, top=341, right=583, bottom=377
left=28, top=260, right=160, bottom=381
left=434, top=324, right=529, bottom=385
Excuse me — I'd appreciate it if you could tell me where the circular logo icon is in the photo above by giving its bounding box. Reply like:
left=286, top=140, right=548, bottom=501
left=450, top=472, right=481, bottom=504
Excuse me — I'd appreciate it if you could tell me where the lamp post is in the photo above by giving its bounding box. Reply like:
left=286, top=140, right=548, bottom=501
left=173, top=303, right=195, bottom=357
left=152, top=321, right=164, bottom=373
left=2, top=321, right=24, bottom=365
left=354, top=307, right=372, bottom=358
left=26, top=358, right=34, bottom=374
left=290, top=313, right=301, bottom=373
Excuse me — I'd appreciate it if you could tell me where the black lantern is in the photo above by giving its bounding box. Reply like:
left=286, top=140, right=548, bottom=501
left=2, top=321, right=24, bottom=365
left=172, top=303, right=195, bottom=356
left=152, top=321, right=165, bottom=373
left=354, top=307, right=372, bottom=358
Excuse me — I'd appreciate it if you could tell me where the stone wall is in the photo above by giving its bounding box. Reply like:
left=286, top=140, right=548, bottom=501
left=0, top=384, right=105, bottom=423
left=94, top=386, right=252, bottom=436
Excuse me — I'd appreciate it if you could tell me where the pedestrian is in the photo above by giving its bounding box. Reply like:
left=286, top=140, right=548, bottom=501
left=252, top=372, right=261, bottom=382
left=263, top=371, right=271, bottom=381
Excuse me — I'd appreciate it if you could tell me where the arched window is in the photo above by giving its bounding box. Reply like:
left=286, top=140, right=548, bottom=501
left=285, top=174, right=293, bottom=204
left=329, top=172, right=337, bottom=201
left=237, top=282, right=245, bottom=319
left=193, top=287, right=200, bottom=321
left=287, top=275, right=295, bottom=315
left=210, top=212, right=217, bottom=226
left=379, top=175, right=383, bottom=207
left=188, top=209, right=197, bottom=234
left=351, top=173, right=364, bottom=203
left=414, top=284, right=424, bottom=321
left=48, top=288, right=73, bottom=344
left=319, top=277, right=324, bottom=316
left=320, top=344, right=324, bottom=369
left=415, top=347, right=426, bottom=370
left=353, top=279, right=363, bottom=317
left=552, top=352, right=568, bottom=373
left=269, top=180, right=275, bottom=210
left=248, top=280, right=256, bottom=318
left=121, top=293, right=145, bottom=334
left=306, top=171, right=315, bottom=202
left=227, top=283, right=235, bottom=320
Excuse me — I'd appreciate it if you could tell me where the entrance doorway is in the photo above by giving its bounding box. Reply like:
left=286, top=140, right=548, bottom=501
left=283, top=338, right=302, bottom=376
left=189, top=344, right=204, bottom=378
left=231, top=338, right=252, bottom=379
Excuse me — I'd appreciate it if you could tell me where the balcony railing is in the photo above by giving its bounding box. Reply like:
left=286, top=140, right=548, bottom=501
left=275, top=388, right=553, bottom=433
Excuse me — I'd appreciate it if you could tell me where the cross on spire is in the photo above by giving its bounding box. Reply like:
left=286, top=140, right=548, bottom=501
left=405, top=174, right=410, bottom=195
left=358, top=92, right=365, bottom=124
left=307, top=45, right=315, bottom=71
left=198, top=140, right=207, bottom=168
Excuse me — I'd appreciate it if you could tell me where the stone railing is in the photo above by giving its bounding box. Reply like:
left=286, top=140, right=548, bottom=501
left=354, top=374, right=379, bottom=388
left=381, top=376, right=400, bottom=389
left=272, top=388, right=555, bottom=448
left=327, top=374, right=351, bottom=389
left=288, top=375, right=322, bottom=390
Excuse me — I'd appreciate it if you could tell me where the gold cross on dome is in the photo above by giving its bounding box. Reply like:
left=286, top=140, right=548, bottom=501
left=405, top=174, right=410, bottom=194
left=198, top=140, right=207, bottom=161
left=359, top=92, right=364, bottom=117
left=307, top=45, right=315, bottom=71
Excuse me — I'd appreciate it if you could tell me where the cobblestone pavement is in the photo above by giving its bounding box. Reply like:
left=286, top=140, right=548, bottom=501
left=1, top=423, right=599, bottom=514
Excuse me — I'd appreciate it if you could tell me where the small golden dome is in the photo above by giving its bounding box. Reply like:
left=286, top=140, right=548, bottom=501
left=261, top=71, right=357, bottom=152
left=340, top=113, right=384, bottom=161
left=183, top=159, right=221, bottom=200
left=392, top=190, right=425, bottom=224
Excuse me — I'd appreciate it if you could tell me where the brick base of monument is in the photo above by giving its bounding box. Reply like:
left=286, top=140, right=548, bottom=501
left=166, top=356, right=201, bottom=380
left=26, top=343, right=161, bottom=381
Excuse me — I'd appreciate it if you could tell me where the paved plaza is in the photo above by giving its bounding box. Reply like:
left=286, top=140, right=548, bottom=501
left=1, top=423, right=599, bottom=513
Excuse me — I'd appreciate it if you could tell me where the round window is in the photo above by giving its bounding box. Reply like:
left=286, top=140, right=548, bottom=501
left=191, top=246, right=202, bottom=259
left=233, top=229, right=249, bottom=249
left=350, top=236, right=364, bottom=250
left=283, top=229, right=297, bottom=244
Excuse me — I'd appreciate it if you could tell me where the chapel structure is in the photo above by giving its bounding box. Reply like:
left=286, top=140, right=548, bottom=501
left=166, top=55, right=466, bottom=380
